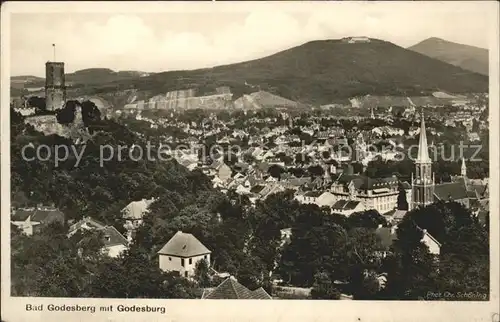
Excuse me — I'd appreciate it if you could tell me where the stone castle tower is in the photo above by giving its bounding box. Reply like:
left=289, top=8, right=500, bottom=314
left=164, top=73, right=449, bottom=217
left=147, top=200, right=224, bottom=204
left=45, top=61, right=66, bottom=111
left=411, top=111, right=435, bottom=209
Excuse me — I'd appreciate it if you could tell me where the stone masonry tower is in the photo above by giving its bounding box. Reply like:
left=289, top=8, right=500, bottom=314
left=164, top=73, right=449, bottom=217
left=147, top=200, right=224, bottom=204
left=45, top=60, right=66, bottom=111
left=411, top=110, right=435, bottom=209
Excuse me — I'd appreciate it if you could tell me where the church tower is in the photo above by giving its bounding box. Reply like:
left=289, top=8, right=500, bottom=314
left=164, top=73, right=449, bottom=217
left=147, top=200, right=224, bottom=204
left=411, top=111, right=435, bottom=209
left=461, top=157, right=467, bottom=177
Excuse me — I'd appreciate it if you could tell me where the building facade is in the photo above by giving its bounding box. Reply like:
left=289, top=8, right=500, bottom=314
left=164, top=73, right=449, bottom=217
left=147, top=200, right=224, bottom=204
left=329, top=174, right=399, bottom=214
left=158, top=231, right=211, bottom=278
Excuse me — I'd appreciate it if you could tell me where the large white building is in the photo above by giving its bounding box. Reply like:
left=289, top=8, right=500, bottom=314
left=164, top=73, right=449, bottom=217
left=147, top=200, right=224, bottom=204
left=329, top=174, right=400, bottom=214
left=157, top=231, right=211, bottom=278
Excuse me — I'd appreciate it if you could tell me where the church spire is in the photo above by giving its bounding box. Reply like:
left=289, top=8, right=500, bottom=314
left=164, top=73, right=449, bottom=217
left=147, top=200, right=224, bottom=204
left=461, top=157, right=467, bottom=177
left=416, top=110, right=431, bottom=163
left=411, top=109, right=435, bottom=210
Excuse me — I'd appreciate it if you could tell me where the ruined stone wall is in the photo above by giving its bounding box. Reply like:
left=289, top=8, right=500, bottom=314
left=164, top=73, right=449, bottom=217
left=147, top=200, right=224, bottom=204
left=24, top=107, right=89, bottom=140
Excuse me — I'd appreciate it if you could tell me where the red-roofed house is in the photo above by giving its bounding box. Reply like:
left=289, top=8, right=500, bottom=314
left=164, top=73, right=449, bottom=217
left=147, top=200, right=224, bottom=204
left=157, top=231, right=212, bottom=278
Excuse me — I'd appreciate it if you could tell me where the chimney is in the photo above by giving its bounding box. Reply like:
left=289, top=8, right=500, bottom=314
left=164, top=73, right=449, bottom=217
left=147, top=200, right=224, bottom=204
left=422, top=229, right=427, bottom=234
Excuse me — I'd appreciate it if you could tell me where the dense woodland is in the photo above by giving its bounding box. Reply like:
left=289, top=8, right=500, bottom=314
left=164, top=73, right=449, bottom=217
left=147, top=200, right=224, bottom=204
left=10, top=106, right=489, bottom=299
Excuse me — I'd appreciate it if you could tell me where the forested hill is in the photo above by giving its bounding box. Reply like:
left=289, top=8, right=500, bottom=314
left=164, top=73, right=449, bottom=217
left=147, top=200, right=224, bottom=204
left=10, top=107, right=215, bottom=228
left=408, top=37, right=488, bottom=76
left=85, top=38, right=488, bottom=105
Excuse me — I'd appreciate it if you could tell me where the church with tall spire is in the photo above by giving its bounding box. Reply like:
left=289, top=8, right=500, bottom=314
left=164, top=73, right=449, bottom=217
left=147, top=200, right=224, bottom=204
left=411, top=111, right=435, bottom=209
left=408, top=111, right=488, bottom=213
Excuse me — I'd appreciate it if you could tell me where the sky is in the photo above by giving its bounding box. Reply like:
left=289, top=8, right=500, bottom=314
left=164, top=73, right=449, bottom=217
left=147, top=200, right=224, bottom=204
left=7, top=1, right=495, bottom=77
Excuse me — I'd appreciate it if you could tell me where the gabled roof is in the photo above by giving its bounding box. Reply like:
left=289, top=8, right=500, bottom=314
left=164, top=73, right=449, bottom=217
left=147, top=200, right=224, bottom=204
left=416, top=226, right=442, bottom=247
left=69, top=217, right=128, bottom=248
left=384, top=209, right=408, bottom=221
left=157, top=231, right=211, bottom=257
left=122, top=198, right=155, bottom=220
left=333, top=174, right=398, bottom=191
left=316, top=192, right=336, bottom=207
left=434, top=181, right=469, bottom=201
left=69, top=216, right=106, bottom=233
left=258, top=183, right=284, bottom=199
left=250, top=185, right=266, bottom=194
left=102, top=226, right=129, bottom=247
left=331, top=199, right=361, bottom=210
left=12, top=207, right=65, bottom=223
left=202, top=277, right=272, bottom=299
left=304, top=191, right=323, bottom=198
left=252, top=287, right=273, bottom=299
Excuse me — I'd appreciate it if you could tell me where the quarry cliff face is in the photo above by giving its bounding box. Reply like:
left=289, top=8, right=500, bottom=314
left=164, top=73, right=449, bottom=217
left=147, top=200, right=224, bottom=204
left=123, top=88, right=233, bottom=110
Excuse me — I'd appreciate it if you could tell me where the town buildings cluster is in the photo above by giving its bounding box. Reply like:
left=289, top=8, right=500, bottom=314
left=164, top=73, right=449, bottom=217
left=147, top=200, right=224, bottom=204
left=10, top=59, right=489, bottom=300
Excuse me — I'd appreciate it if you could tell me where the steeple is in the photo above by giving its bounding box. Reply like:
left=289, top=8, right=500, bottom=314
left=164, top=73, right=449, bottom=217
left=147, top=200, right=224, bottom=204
left=411, top=109, right=435, bottom=210
left=416, top=110, right=431, bottom=163
left=461, top=158, right=467, bottom=177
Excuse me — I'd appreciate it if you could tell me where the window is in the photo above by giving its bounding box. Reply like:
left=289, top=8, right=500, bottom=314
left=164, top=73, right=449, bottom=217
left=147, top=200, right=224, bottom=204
left=181, top=258, right=185, bottom=267
left=169, top=257, right=171, bottom=261
left=184, top=271, right=188, bottom=278
left=204, top=255, right=207, bottom=260
left=189, top=258, right=192, bottom=265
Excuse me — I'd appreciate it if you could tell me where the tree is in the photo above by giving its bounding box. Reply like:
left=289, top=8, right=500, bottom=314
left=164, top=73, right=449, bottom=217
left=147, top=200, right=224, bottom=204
left=352, top=270, right=383, bottom=300
left=89, top=248, right=197, bottom=298
left=379, top=201, right=488, bottom=300
left=27, top=96, right=46, bottom=112
left=308, top=165, right=324, bottom=177
left=311, top=271, right=340, bottom=299
left=397, top=188, right=409, bottom=210
left=194, top=259, right=211, bottom=288
left=81, top=100, right=102, bottom=127
left=56, top=100, right=79, bottom=124
left=347, top=210, right=386, bottom=229
left=268, top=164, right=284, bottom=180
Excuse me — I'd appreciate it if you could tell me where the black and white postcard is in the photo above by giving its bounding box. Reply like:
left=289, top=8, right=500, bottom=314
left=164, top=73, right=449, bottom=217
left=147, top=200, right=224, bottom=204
left=1, top=1, right=499, bottom=321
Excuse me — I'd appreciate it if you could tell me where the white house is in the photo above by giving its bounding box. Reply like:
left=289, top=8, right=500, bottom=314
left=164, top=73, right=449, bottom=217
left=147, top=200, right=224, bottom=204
left=157, top=231, right=212, bottom=278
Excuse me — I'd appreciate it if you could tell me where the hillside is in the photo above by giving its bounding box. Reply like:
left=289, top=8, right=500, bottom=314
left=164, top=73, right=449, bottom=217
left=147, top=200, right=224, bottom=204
left=12, top=38, right=488, bottom=106
left=234, top=91, right=301, bottom=109
left=408, top=37, right=488, bottom=75
left=12, top=68, right=151, bottom=88
left=92, top=38, right=488, bottom=105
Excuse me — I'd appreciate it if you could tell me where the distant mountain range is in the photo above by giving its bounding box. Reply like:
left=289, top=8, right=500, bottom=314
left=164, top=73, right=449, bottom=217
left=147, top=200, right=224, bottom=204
left=408, top=37, right=488, bottom=76
left=11, top=37, right=488, bottom=105
left=12, top=68, right=152, bottom=88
